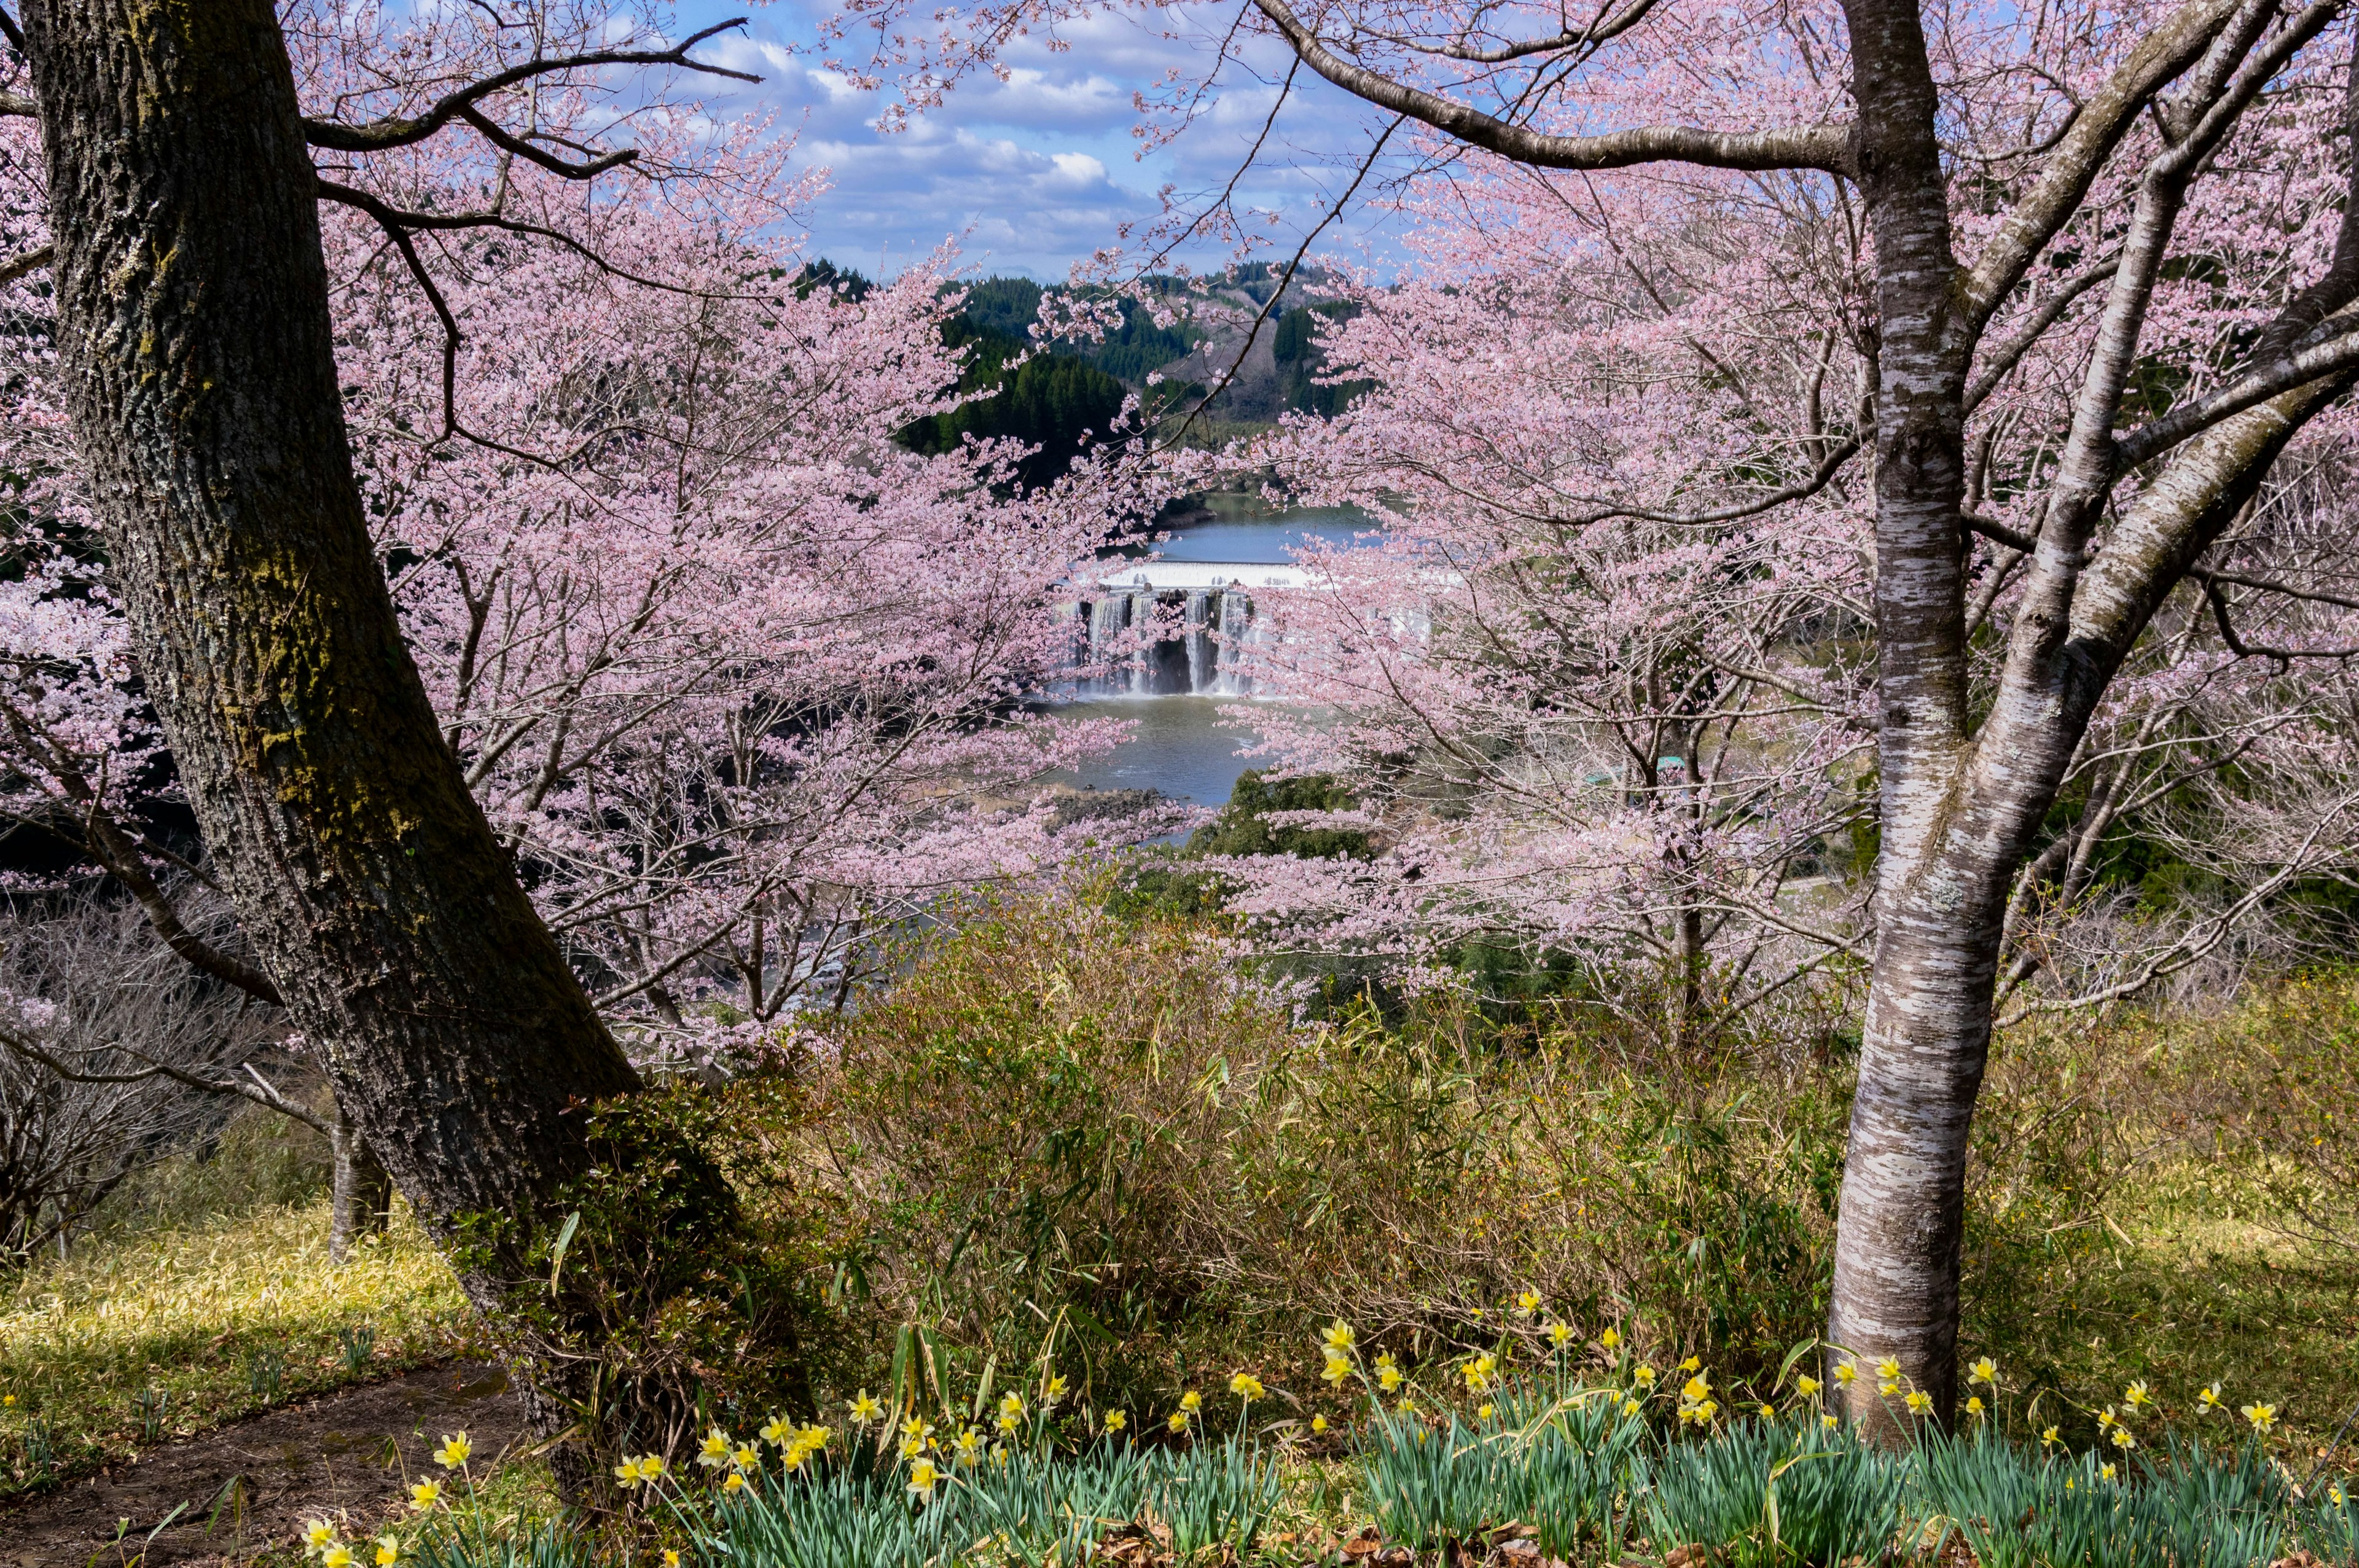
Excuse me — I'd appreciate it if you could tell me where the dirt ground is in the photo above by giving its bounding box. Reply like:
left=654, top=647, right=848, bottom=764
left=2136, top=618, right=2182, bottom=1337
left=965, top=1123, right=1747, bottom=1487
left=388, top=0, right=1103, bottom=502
left=0, top=1363, right=528, bottom=1568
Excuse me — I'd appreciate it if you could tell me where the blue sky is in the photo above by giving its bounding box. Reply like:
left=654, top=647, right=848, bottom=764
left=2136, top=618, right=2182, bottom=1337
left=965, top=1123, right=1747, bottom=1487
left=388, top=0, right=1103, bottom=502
left=674, top=0, right=1405, bottom=280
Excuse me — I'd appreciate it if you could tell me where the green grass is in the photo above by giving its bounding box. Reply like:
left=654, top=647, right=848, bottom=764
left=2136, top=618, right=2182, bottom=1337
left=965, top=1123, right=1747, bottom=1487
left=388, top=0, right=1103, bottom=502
left=0, top=1196, right=472, bottom=1497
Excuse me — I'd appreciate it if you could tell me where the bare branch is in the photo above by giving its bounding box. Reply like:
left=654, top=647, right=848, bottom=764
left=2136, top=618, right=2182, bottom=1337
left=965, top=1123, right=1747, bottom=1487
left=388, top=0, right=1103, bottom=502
left=455, top=106, right=637, bottom=179
left=1249, top=0, right=1853, bottom=174
left=0, top=243, right=48, bottom=286
left=302, top=19, right=759, bottom=154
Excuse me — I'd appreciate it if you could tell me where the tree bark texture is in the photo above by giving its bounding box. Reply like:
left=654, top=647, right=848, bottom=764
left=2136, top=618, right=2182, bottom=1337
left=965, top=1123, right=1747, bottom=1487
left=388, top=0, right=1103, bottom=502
left=18, top=0, right=640, bottom=1298
left=329, top=1099, right=393, bottom=1265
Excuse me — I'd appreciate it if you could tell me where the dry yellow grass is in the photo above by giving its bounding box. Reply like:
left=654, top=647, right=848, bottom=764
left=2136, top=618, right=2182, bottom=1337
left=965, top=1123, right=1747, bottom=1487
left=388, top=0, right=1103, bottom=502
left=0, top=1198, right=472, bottom=1496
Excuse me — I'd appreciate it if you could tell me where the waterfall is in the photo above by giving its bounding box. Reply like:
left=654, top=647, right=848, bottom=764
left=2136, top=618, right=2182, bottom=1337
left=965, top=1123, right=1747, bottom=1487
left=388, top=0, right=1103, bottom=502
left=1215, top=590, right=1253, bottom=696
left=1184, top=591, right=1213, bottom=693
left=1086, top=593, right=1129, bottom=696
left=1128, top=589, right=1157, bottom=695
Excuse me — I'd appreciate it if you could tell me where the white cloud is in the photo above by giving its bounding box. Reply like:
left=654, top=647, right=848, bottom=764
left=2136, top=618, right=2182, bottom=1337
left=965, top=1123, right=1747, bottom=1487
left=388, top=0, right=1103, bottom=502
left=676, top=0, right=1410, bottom=279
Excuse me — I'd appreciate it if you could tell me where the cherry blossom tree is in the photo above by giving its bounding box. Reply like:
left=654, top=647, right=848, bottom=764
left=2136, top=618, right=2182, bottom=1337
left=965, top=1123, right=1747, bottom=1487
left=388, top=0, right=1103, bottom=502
left=0, top=0, right=1161, bottom=1442
left=846, top=0, right=2359, bottom=1426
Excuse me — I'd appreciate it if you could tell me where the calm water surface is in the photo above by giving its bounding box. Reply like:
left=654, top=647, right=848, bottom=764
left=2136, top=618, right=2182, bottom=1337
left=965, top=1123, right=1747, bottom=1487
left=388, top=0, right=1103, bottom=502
left=1053, top=500, right=1369, bottom=806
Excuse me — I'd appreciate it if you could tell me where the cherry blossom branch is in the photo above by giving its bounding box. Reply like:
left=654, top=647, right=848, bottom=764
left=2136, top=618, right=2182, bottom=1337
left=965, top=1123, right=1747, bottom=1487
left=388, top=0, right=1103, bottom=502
left=2116, top=319, right=2359, bottom=467
left=2200, top=574, right=2359, bottom=661
left=300, top=19, right=759, bottom=154
left=1963, top=252, right=2122, bottom=413
left=1962, top=0, right=2248, bottom=331
left=1161, top=113, right=1404, bottom=445
left=1248, top=0, right=1854, bottom=174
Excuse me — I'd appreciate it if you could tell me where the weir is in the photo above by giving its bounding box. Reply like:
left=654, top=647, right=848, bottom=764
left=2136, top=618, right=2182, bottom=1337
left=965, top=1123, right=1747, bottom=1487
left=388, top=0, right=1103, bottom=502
left=1071, top=561, right=1305, bottom=696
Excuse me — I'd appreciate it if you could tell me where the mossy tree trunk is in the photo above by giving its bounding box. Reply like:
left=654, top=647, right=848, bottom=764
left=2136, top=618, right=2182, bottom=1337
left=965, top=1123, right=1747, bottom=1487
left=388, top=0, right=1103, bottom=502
left=17, top=0, right=642, bottom=1419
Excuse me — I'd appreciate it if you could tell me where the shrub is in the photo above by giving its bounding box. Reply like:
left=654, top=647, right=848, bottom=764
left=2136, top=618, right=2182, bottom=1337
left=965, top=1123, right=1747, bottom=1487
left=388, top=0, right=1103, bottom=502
left=813, top=891, right=1844, bottom=1414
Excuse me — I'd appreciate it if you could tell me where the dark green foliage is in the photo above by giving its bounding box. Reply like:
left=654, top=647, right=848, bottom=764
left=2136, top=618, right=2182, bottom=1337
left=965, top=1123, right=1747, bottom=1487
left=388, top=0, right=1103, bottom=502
left=1186, top=770, right=1371, bottom=859
left=1116, top=770, right=1367, bottom=922
left=452, top=1079, right=853, bottom=1471
left=1091, top=300, right=1193, bottom=384
left=958, top=276, right=1044, bottom=340
left=899, top=321, right=1127, bottom=492
left=794, top=258, right=873, bottom=301
left=1271, top=303, right=1372, bottom=418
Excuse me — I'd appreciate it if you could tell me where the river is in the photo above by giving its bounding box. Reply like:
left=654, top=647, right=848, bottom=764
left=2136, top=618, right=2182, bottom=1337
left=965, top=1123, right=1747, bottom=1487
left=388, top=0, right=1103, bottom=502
left=1051, top=494, right=1372, bottom=807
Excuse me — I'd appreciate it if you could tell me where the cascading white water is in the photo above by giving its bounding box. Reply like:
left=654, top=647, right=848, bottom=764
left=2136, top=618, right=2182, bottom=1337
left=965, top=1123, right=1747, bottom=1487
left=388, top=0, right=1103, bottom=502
left=1213, top=590, right=1253, bottom=695
left=1184, top=590, right=1213, bottom=693
left=1084, top=593, right=1130, bottom=696
left=1121, top=590, right=1150, bottom=695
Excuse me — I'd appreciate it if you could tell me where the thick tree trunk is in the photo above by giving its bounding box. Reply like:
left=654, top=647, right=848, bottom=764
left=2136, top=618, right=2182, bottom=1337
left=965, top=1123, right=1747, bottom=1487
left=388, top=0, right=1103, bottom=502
left=20, top=0, right=638, bottom=1323
left=1826, top=0, right=1983, bottom=1435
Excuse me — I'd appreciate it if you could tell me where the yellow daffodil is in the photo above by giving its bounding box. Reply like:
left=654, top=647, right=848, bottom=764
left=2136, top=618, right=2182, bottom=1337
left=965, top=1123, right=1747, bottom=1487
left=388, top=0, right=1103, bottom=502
left=2244, top=1402, right=2279, bottom=1433
left=1546, top=1322, right=1573, bottom=1349
left=1905, top=1390, right=1933, bottom=1414
left=1633, top=1365, right=1657, bottom=1387
left=665, top=1554, right=681, bottom=1568
left=1969, top=1357, right=1997, bottom=1385
left=1679, top=1355, right=1702, bottom=1373
left=1966, top=1396, right=1985, bottom=1418
left=1323, top=1355, right=1350, bottom=1385
left=1378, top=1365, right=1404, bottom=1393
left=1103, top=1410, right=1127, bottom=1432
left=1323, top=1321, right=1358, bottom=1355
left=723, top=1471, right=747, bottom=1494
left=1622, top=1398, right=1643, bottom=1417
left=1478, top=1402, right=1495, bottom=1420
left=1795, top=1375, right=1821, bottom=1398
left=1044, top=1374, right=1069, bottom=1406
left=1820, top=1413, right=1839, bottom=1429
left=907, top=1458, right=939, bottom=1501
left=433, top=1433, right=471, bottom=1470
left=2041, top=1426, right=2060, bottom=1447
left=761, top=1414, right=792, bottom=1444
left=1311, top=1414, right=1329, bottom=1433
left=1230, top=1373, right=1266, bottom=1400
left=732, top=1445, right=758, bottom=1470
left=850, top=1392, right=882, bottom=1424
left=374, top=1535, right=402, bottom=1566
left=2125, top=1381, right=2154, bottom=1411
left=323, top=1547, right=354, bottom=1568
left=2111, top=1427, right=2136, bottom=1451
left=1681, top=1375, right=1711, bottom=1404
left=1834, top=1362, right=1858, bottom=1386
left=1879, top=1380, right=1901, bottom=1399
left=1167, top=1410, right=1189, bottom=1434
left=409, top=1478, right=442, bottom=1510
left=2098, top=1408, right=2117, bottom=1430
left=1600, top=1327, right=1622, bottom=1350
left=957, top=1426, right=985, bottom=1458
left=1180, top=1390, right=1202, bottom=1413
left=1516, top=1290, right=1541, bottom=1315
left=1876, top=1356, right=1901, bottom=1381
left=2101, top=1462, right=2118, bottom=1482
left=1758, top=1403, right=1775, bottom=1420
left=2198, top=1383, right=2224, bottom=1413
left=307, top=1520, right=338, bottom=1553
left=699, top=1429, right=732, bottom=1467
left=640, top=1456, right=667, bottom=1481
